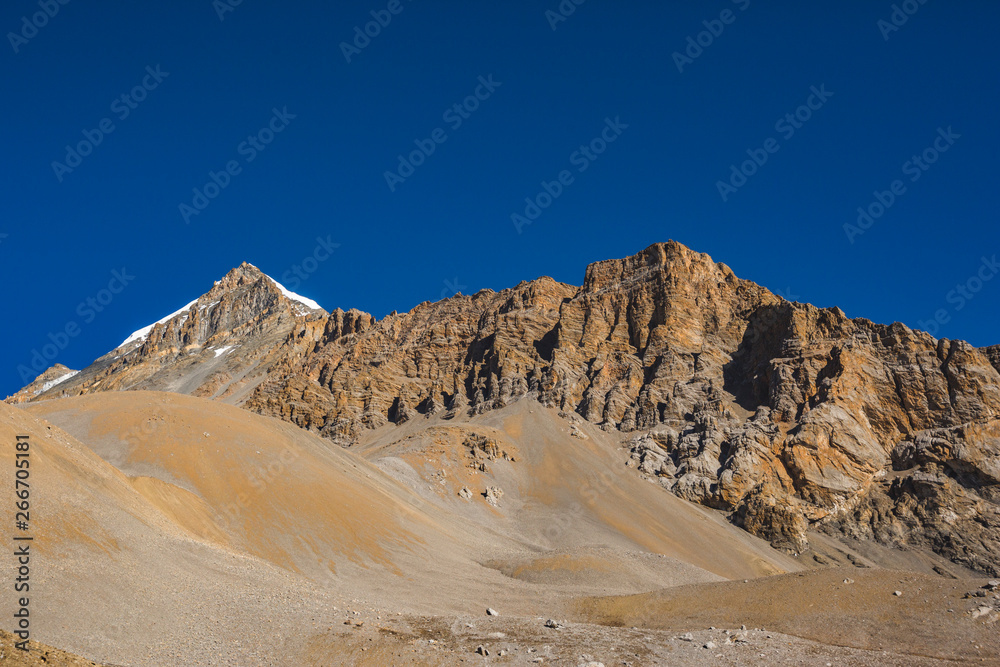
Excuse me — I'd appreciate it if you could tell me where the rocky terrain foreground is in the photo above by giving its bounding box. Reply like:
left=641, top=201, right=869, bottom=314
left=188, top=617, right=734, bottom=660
left=3, top=240, right=999, bottom=665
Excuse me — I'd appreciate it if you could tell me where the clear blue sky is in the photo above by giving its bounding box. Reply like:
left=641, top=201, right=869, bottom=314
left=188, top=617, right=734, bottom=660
left=2, top=1, right=998, bottom=396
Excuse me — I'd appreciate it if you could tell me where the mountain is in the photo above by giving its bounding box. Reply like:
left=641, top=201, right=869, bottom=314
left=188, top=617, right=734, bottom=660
left=10, top=241, right=1000, bottom=576
left=5, top=363, right=79, bottom=403
left=6, top=263, right=327, bottom=406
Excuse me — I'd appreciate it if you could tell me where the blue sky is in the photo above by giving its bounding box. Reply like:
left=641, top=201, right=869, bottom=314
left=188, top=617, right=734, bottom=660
left=2, top=0, right=998, bottom=396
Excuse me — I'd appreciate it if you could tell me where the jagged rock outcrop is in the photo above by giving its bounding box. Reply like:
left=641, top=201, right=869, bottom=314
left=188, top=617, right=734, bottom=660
left=11, top=242, right=999, bottom=573
left=825, top=419, right=1000, bottom=575
left=13, top=263, right=328, bottom=404
left=244, top=277, right=576, bottom=444
left=984, top=344, right=1000, bottom=376
left=4, top=363, right=79, bottom=403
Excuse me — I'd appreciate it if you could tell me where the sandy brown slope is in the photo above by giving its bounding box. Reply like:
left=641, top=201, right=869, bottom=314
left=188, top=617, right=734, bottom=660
left=24, top=391, right=437, bottom=581
left=4, top=392, right=993, bottom=665
left=6, top=392, right=799, bottom=659
left=24, top=392, right=800, bottom=606
left=353, top=397, right=802, bottom=588
left=0, top=398, right=344, bottom=665
left=572, top=567, right=1000, bottom=663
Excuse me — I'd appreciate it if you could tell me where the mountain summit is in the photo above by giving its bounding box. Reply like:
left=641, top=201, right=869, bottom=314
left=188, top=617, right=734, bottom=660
left=10, top=262, right=327, bottom=405
left=10, top=241, right=1000, bottom=575
left=117, top=262, right=324, bottom=349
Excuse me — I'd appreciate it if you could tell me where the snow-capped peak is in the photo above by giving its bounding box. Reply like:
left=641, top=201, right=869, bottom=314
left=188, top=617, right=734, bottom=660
left=115, top=265, right=323, bottom=350
left=36, top=369, right=79, bottom=395
left=119, top=298, right=199, bottom=348
left=260, top=272, right=324, bottom=312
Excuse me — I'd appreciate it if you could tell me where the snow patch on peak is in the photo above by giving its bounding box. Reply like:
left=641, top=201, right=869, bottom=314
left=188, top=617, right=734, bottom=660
left=116, top=266, right=322, bottom=351
left=261, top=273, right=324, bottom=312
left=36, top=370, right=79, bottom=395
left=119, top=298, right=199, bottom=348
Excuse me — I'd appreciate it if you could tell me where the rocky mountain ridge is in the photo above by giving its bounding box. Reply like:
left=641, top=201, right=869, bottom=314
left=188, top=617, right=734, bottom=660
left=5, top=363, right=79, bottom=403
left=6, top=263, right=326, bottom=406
left=10, top=242, right=1000, bottom=574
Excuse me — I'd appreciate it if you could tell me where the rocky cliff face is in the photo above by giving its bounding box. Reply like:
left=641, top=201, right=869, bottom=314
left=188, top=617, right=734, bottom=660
left=9, top=263, right=327, bottom=405
left=12, top=242, right=1000, bottom=574
left=245, top=276, right=577, bottom=444
left=5, top=363, right=79, bottom=403
left=983, top=345, right=1000, bottom=376
left=242, top=243, right=1000, bottom=575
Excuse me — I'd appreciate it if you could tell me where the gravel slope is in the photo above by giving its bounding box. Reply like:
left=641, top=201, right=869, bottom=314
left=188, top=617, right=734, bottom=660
left=2, top=393, right=993, bottom=665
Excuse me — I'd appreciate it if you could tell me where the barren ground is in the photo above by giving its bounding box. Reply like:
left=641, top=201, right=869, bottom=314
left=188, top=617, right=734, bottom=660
left=0, top=392, right=994, bottom=665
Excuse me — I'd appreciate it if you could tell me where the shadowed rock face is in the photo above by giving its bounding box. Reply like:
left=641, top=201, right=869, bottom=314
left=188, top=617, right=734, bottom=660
left=12, top=242, right=1000, bottom=573
left=984, top=345, right=1000, bottom=376
left=245, top=275, right=577, bottom=444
